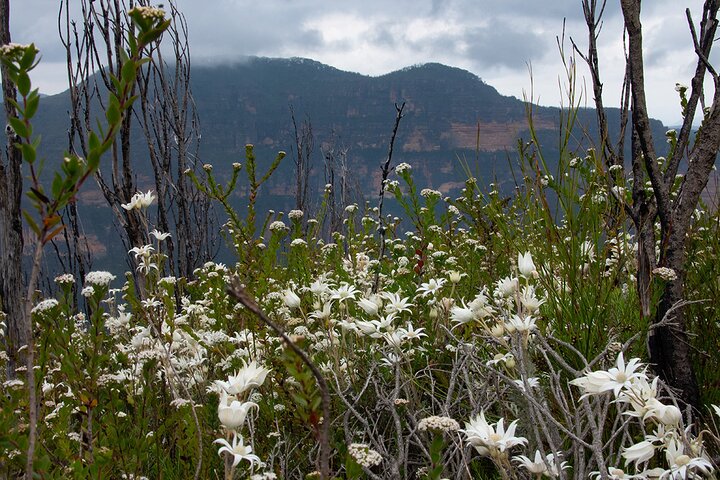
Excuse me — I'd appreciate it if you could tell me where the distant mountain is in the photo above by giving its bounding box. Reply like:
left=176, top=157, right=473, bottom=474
left=26, top=57, right=670, bottom=268
left=187, top=57, right=666, bottom=194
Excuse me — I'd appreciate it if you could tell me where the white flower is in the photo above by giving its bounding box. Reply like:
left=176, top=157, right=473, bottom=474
left=381, top=291, right=413, bottom=315
left=518, top=251, right=537, bottom=278
left=417, top=278, right=446, bottom=298
left=54, top=273, right=74, bottom=285
left=519, top=285, right=545, bottom=313
left=570, top=352, right=646, bottom=397
left=421, top=188, right=441, bottom=198
left=663, top=437, right=713, bottom=479
left=282, top=289, right=302, bottom=309
left=218, top=391, right=258, bottom=430
left=218, top=360, right=271, bottom=396
left=121, top=190, right=155, bottom=210
left=330, top=283, right=358, bottom=303
left=288, top=209, right=304, bottom=220
left=0, top=43, right=35, bottom=57
left=642, top=398, right=682, bottom=426
left=618, top=376, right=659, bottom=419
left=462, top=410, right=527, bottom=457
left=356, top=297, right=380, bottom=316
left=214, top=432, right=261, bottom=468
left=290, top=238, right=307, bottom=247
left=129, top=5, right=166, bottom=21
left=448, top=270, right=464, bottom=283
left=512, top=377, right=540, bottom=392
left=450, top=301, right=476, bottom=326
left=150, top=229, right=171, bottom=241
left=504, top=314, right=536, bottom=334
left=399, top=322, right=426, bottom=341
left=622, top=439, right=658, bottom=469
left=468, top=289, right=494, bottom=319
left=347, top=443, right=382, bottom=468
left=85, top=271, right=116, bottom=287
left=486, top=353, right=515, bottom=368
left=513, top=450, right=548, bottom=476
left=495, top=276, right=519, bottom=297
left=348, top=443, right=382, bottom=468
left=591, top=467, right=642, bottom=479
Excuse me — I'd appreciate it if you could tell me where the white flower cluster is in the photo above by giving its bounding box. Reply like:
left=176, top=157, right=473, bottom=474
left=288, top=209, right=304, bottom=220
left=420, top=188, right=441, bottom=199
left=0, top=43, right=35, bottom=57
left=268, top=220, right=288, bottom=232
left=54, top=273, right=74, bottom=284
left=652, top=267, right=677, bottom=282
left=32, top=298, right=59, bottom=314
left=417, top=415, right=460, bottom=433
left=129, top=6, right=165, bottom=21
left=85, top=271, right=116, bottom=287
left=395, top=162, right=412, bottom=174
left=347, top=443, right=382, bottom=468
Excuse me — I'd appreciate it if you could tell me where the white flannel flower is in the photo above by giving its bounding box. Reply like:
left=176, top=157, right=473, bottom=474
left=570, top=352, right=647, bottom=398
left=518, top=251, right=537, bottom=278
left=121, top=190, right=155, bottom=210
left=214, top=432, right=261, bottom=468
left=462, top=410, right=527, bottom=457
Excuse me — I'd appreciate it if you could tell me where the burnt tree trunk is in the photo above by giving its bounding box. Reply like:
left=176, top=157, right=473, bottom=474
left=0, top=0, right=28, bottom=378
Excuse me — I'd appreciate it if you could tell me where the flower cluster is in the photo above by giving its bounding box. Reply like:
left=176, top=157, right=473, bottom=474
left=347, top=443, right=382, bottom=468
left=85, top=271, right=116, bottom=287
left=128, top=6, right=166, bottom=21
left=572, top=353, right=713, bottom=478
left=417, top=415, right=460, bottom=433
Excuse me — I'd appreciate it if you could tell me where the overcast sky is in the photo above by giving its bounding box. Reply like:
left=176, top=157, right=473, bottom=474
left=10, top=0, right=718, bottom=125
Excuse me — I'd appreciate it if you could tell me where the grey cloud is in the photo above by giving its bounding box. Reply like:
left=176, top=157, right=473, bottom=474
left=464, top=25, right=550, bottom=70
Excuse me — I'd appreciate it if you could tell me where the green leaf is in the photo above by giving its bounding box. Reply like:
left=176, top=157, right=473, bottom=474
left=17, top=72, right=30, bottom=97
left=20, top=143, right=36, bottom=164
left=121, top=59, right=137, bottom=85
left=25, top=92, right=40, bottom=119
left=22, top=210, right=40, bottom=235
left=106, top=102, right=120, bottom=125
left=87, top=152, right=100, bottom=172
left=8, top=117, right=28, bottom=138
left=52, top=173, right=63, bottom=198
left=290, top=392, right=309, bottom=408
left=18, top=44, right=37, bottom=70
left=88, top=131, right=100, bottom=152
left=110, top=75, right=122, bottom=95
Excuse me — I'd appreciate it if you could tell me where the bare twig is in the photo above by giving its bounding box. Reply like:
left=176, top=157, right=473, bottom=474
left=373, top=102, right=406, bottom=293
